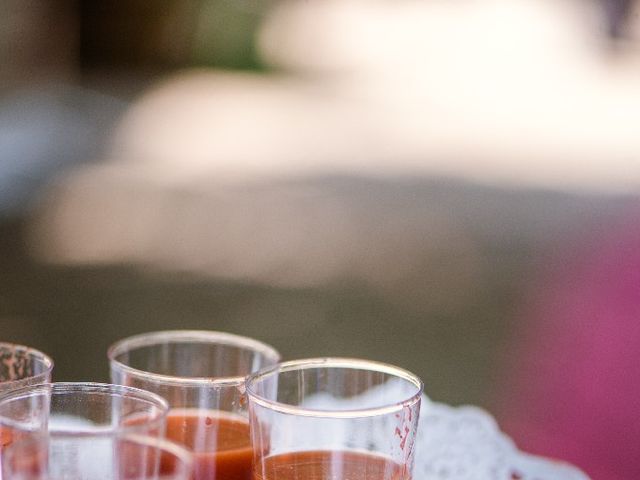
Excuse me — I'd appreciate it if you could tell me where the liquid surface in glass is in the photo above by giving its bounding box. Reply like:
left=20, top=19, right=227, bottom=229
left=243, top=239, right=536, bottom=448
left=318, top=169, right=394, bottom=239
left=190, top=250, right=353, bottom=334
left=164, top=409, right=252, bottom=480
left=254, top=450, right=410, bottom=480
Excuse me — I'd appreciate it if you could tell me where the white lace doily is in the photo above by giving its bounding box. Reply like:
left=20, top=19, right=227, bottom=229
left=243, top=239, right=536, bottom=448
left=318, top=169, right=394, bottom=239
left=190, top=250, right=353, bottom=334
left=300, top=387, right=590, bottom=480
left=416, top=398, right=590, bottom=480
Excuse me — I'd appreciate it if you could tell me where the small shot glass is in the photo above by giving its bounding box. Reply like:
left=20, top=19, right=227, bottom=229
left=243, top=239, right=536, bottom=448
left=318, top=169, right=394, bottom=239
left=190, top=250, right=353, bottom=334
left=2, top=433, right=193, bottom=480
left=0, top=382, right=169, bottom=454
left=0, top=343, right=53, bottom=394
left=109, top=330, right=281, bottom=480
left=247, top=357, right=424, bottom=480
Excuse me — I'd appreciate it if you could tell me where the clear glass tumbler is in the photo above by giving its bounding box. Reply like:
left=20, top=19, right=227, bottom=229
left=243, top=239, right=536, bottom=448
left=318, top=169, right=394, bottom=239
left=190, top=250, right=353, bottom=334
left=0, top=382, right=168, bottom=453
left=108, top=330, right=281, bottom=480
left=0, top=343, right=53, bottom=394
left=2, top=433, right=193, bottom=480
left=0, top=382, right=168, bottom=480
left=246, top=358, right=424, bottom=480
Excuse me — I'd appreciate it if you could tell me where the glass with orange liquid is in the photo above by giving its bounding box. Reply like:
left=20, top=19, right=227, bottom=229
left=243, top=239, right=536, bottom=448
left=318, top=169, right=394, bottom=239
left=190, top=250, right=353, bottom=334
left=246, top=358, right=423, bottom=480
left=0, top=382, right=168, bottom=480
left=2, top=433, right=193, bottom=480
left=0, top=343, right=53, bottom=395
left=0, top=343, right=53, bottom=473
left=108, top=330, right=280, bottom=480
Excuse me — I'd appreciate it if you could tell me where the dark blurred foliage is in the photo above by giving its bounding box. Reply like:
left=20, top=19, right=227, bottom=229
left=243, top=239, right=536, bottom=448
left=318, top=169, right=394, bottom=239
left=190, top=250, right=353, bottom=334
left=78, top=0, right=269, bottom=71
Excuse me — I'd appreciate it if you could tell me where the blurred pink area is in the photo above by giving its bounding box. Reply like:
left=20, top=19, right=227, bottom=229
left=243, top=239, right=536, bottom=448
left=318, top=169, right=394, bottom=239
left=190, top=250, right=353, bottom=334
left=498, top=208, right=640, bottom=479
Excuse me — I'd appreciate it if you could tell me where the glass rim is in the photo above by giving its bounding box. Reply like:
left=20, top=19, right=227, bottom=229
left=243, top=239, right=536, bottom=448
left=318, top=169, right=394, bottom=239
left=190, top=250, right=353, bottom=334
left=3, top=432, right=194, bottom=476
left=246, top=357, right=424, bottom=418
left=0, top=382, right=169, bottom=438
left=0, top=342, right=53, bottom=388
left=108, top=330, right=281, bottom=386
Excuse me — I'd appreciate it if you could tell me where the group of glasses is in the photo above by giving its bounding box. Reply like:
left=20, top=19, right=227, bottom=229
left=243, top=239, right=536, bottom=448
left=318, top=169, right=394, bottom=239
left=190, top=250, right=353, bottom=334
left=0, top=331, right=424, bottom=480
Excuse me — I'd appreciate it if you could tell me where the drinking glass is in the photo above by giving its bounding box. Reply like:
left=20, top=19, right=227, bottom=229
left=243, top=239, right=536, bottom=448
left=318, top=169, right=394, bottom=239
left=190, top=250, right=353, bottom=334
left=0, top=382, right=169, bottom=455
left=2, top=433, right=193, bottom=480
left=0, top=343, right=53, bottom=394
left=246, top=358, right=424, bottom=480
left=108, top=330, right=281, bottom=480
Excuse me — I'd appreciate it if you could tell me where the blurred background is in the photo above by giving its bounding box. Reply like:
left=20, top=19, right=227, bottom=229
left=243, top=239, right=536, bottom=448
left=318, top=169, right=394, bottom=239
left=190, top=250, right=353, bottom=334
left=2, top=0, right=640, bottom=478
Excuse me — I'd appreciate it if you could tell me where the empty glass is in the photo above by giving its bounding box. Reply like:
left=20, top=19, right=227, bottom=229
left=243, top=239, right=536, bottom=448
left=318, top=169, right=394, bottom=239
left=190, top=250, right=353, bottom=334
left=108, top=330, right=281, bottom=480
left=2, top=433, right=193, bottom=480
left=247, top=358, right=424, bottom=480
left=0, top=343, right=53, bottom=394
